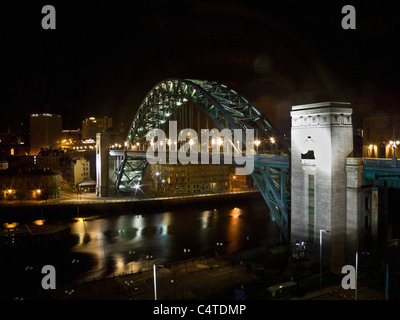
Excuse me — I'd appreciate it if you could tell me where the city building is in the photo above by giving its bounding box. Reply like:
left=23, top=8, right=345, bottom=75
left=82, top=116, right=113, bottom=140
left=362, top=112, right=400, bottom=158
left=73, top=158, right=91, bottom=185
left=34, top=146, right=95, bottom=193
left=143, top=163, right=254, bottom=196
left=60, top=129, right=82, bottom=149
left=35, top=148, right=66, bottom=172
left=0, top=124, right=29, bottom=157
left=29, top=113, right=62, bottom=155
left=0, top=165, right=61, bottom=200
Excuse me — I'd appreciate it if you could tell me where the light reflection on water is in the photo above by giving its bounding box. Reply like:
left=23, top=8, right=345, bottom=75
left=68, top=200, right=280, bottom=282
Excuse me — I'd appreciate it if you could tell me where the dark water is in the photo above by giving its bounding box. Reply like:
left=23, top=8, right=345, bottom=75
left=0, top=197, right=279, bottom=298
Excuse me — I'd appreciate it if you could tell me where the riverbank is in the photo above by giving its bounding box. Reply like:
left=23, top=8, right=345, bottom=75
left=33, top=242, right=291, bottom=300
left=0, top=190, right=261, bottom=221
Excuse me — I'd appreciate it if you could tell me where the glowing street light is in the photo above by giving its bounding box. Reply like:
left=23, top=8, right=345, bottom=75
left=146, top=254, right=153, bottom=281
left=389, top=140, right=400, bottom=158
left=254, top=140, right=261, bottom=154
left=215, top=242, right=223, bottom=261
left=183, top=248, right=191, bottom=272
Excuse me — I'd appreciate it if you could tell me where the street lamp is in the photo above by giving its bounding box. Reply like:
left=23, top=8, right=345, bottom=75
left=319, top=229, right=330, bottom=291
left=270, top=137, right=275, bottom=144
left=216, top=242, right=223, bottom=261
left=129, top=250, right=135, bottom=273
left=124, top=280, right=134, bottom=298
left=170, top=279, right=178, bottom=297
left=389, top=140, right=400, bottom=165
left=146, top=254, right=153, bottom=281
left=184, top=248, right=190, bottom=272
left=64, top=289, right=75, bottom=299
left=254, top=140, right=261, bottom=155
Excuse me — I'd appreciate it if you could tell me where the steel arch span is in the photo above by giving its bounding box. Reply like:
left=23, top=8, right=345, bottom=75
left=115, top=78, right=290, bottom=239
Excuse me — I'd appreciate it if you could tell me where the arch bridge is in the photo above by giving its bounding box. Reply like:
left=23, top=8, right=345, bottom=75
left=112, top=78, right=290, bottom=239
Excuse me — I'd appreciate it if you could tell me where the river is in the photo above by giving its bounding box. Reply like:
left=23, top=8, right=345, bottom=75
left=0, top=196, right=280, bottom=298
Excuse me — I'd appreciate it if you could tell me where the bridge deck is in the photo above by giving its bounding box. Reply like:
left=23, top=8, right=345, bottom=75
left=109, top=150, right=289, bottom=167
left=363, top=157, right=400, bottom=187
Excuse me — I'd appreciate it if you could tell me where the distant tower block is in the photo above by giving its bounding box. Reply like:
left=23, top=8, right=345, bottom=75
left=290, top=102, right=353, bottom=271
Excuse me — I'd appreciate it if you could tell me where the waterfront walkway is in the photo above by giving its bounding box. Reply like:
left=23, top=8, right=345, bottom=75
left=0, top=190, right=259, bottom=208
left=38, top=253, right=385, bottom=301
left=41, top=257, right=260, bottom=300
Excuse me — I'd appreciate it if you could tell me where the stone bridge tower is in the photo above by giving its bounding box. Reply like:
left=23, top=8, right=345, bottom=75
left=290, top=102, right=353, bottom=271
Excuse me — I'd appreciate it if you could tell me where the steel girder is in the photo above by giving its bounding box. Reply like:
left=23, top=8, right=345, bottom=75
left=116, top=78, right=290, bottom=238
left=124, top=79, right=282, bottom=149
left=252, top=159, right=290, bottom=239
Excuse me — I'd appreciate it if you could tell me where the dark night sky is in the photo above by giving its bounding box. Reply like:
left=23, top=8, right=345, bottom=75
left=2, top=1, right=399, bottom=134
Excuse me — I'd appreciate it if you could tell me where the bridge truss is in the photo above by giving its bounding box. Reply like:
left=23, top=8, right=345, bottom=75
left=115, top=78, right=290, bottom=239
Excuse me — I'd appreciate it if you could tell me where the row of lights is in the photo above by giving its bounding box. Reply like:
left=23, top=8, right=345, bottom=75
left=147, top=137, right=276, bottom=147
left=104, top=136, right=277, bottom=150
left=368, top=141, right=400, bottom=149
left=72, top=145, right=95, bottom=150
left=4, top=189, right=41, bottom=194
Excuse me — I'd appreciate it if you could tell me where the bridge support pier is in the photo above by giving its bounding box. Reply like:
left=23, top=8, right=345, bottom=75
left=290, top=102, right=353, bottom=272
left=345, top=158, right=378, bottom=262
left=96, top=132, right=111, bottom=197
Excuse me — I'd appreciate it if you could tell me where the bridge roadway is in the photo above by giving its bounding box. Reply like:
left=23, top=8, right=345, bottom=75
left=363, top=158, right=400, bottom=187
left=0, top=189, right=260, bottom=208
left=109, top=150, right=289, bottom=168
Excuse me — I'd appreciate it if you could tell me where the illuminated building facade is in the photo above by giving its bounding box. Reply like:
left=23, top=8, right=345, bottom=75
left=82, top=116, right=113, bottom=140
left=0, top=167, right=61, bottom=200
left=29, top=113, right=62, bottom=155
left=143, top=163, right=254, bottom=196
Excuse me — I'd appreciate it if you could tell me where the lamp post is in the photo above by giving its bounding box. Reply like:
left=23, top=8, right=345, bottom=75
left=124, top=280, right=134, bottom=298
left=319, top=229, right=330, bottom=291
left=389, top=140, right=399, bottom=167
left=215, top=242, right=223, bottom=262
left=183, top=248, right=190, bottom=272
left=64, top=289, right=74, bottom=299
left=129, top=250, right=135, bottom=273
left=153, top=264, right=157, bottom=300
left=170, top=279, right=178, bottom=297
left=146, top=254, right=153, bottom=281
left=254, top=140, right=260, bottom=155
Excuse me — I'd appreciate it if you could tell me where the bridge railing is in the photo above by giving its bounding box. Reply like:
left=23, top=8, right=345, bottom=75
left=363, top=157, right=399, bottom=168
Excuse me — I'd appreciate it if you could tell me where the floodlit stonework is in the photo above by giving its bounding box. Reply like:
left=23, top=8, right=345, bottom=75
left=291, top=102, right=353, bottom=271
